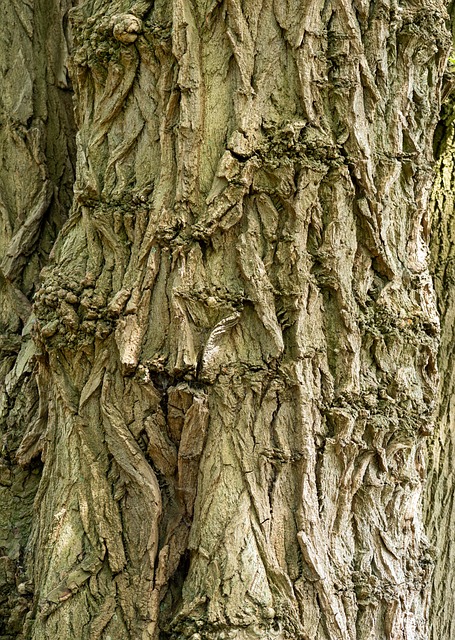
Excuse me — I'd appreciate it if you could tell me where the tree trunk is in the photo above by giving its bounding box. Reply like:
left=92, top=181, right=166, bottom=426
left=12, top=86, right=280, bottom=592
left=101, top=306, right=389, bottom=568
left=0, top=1, right=76, bottom=636
left=425, top=86, right=455, bottom=639
left=0, top=1, right=451, bottom=639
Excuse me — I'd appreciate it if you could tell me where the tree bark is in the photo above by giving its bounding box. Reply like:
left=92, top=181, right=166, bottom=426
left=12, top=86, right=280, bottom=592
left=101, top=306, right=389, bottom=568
left=425, top=87, right=455, bottom=640
left=0, top=1, right=76, bottom=637
left=0, top=1, right=451, bottom=639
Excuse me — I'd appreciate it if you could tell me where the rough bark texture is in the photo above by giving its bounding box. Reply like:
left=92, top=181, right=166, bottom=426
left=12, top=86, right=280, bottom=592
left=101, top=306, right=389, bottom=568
left=425, top=86, right=455, bottom=639
left=0, top=1, right=451, bottom=640
left=0, top=1, right=76, bottom=637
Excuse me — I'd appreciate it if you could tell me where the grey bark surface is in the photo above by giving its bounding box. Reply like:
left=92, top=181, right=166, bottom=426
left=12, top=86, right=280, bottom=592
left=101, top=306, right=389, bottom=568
left=0, top=1, right=451, bottom=639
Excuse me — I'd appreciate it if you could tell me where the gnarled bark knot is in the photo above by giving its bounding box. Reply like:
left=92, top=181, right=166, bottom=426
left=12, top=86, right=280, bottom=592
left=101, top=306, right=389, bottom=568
left=111, top=14, right=143, bottom=44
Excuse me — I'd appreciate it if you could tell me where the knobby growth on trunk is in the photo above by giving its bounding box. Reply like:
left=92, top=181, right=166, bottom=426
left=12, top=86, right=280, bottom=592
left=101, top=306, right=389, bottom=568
left=0, top=1, right=452, bottom=640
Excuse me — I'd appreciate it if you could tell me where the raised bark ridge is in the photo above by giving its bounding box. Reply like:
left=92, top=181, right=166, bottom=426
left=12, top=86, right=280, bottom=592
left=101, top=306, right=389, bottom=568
left=0, top=1, right=451, bottom=639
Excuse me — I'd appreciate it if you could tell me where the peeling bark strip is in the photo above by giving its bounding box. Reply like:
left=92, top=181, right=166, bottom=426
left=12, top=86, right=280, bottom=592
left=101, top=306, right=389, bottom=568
left=0, top=0, right=450, bottom=638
